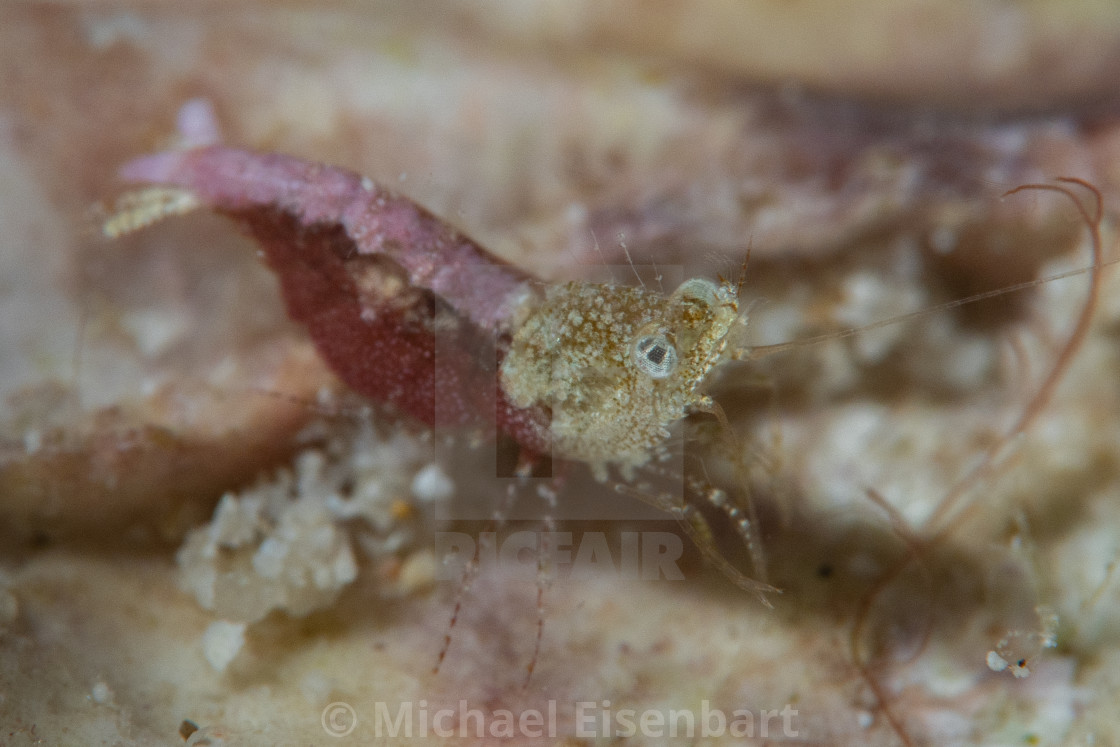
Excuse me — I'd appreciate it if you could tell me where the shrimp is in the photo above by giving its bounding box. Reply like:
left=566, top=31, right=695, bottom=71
left=103, top=107, right=1116, bottom=744
left=109, top=138, right=780, bottom=607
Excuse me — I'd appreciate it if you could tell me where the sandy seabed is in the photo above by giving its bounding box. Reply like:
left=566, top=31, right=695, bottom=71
left=4, top=3, right=1120, bottom=745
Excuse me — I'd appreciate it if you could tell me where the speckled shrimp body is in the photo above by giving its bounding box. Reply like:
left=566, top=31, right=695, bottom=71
left=500, top=277, right=740, bottom=477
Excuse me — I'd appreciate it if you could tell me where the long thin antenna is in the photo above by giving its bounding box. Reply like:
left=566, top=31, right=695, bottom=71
left=745, top=255, right=1120, bottom=361
left=618, top=232, right=645, bottom=289
left=929, top=177, right=1108, bottom=533
left=589, top=229, right=614, bottom=283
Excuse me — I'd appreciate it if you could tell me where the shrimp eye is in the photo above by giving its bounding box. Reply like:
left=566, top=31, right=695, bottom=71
left=632, top=333, right=678, bottom=379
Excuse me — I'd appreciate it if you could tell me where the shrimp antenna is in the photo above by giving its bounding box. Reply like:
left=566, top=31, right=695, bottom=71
left=745, top=256, right=1118, bottom=361
left=618, top=232, right=645, bottom=289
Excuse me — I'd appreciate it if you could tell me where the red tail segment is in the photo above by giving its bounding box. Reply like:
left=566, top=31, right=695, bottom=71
left=121, top=146, right=551, bottom=456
